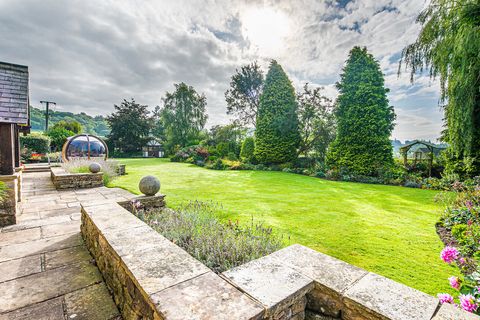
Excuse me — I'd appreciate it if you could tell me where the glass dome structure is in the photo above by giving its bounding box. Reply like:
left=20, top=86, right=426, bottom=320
left=62, top=134, right=108, bottom=162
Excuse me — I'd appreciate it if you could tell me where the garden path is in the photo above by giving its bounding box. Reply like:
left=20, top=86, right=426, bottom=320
left=0, top=171, right=134, bottom=319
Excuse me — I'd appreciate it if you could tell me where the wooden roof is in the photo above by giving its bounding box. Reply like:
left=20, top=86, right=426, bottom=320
left=0, top=62, right=29, bottom=125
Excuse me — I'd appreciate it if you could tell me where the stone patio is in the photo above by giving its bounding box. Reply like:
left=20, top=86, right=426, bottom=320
left=0, top=171, right=134, bottom=319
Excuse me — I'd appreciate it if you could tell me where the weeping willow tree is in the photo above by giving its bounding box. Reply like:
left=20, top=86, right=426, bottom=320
left=400, top=0, right=480, bottom=176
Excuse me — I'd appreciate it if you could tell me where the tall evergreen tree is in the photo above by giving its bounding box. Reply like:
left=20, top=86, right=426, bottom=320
left=327, top=47, right=395, bottom=175
left=254, top=61, right=299, bottom=164
left=400, top=0, right=480, bottom=176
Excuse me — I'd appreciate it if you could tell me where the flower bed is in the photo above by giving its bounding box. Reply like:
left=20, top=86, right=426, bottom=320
left=130, top=200, right=283, bottom=273
left=436, top=179, right=480, bottom=314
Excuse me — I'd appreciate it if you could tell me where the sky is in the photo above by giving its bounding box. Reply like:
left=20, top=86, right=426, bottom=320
left=0, top=0, right=444, bottom=141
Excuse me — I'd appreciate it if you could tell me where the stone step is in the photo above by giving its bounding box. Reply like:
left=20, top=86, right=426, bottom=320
left=23, top=167, right=51, bottom=173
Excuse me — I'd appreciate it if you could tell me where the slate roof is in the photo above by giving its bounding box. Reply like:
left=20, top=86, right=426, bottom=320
left=0, top=62, right=29, bottom=125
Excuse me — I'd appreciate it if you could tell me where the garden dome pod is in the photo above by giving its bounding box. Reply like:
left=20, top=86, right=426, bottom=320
left=61, top=134, right=108, bottom=162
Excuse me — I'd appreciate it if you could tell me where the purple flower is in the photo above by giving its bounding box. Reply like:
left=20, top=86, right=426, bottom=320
left=441, top=246, right=460, bottom=264
left=466, top=201, right=474, bottom=211
left=438, top=293, right=454, bottom=304
left=449, top=276, right=461, bottom=290
left=460, top=294, right=478, bottom=313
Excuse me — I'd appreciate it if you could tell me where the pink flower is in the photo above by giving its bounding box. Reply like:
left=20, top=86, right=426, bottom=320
left=438, top=293, right=454, bottom=304
left=460, top=294, right=478, bottom=313
left=441, top=246, right=459, bottom=264
left=449, top=276, right=461, bottom=290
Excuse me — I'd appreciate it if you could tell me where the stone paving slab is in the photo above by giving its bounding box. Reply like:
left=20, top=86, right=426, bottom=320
left=0, top=261, right=102, bottom=313
left=41, top=220, right=80, bottom=238
left=0, top=232, right=83, bottom=262
left=0, top=254, right=42, bottom=282
left=0, top=172, right=123, bottom=319
left=0, top=297, right=65, bottom=320
left=65, top=283, right=121, bottom=320
left=152, top=272, right=264, bottom=320
left=45, top=245, right=93, bottom=270
left=0, top=226, right=41, bottom=245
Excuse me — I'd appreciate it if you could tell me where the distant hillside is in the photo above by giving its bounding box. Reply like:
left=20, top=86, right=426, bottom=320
left=30, top=106, right=110, bottom=136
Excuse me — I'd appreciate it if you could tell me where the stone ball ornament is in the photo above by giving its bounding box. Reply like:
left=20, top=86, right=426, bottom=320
left=89, top=162, right=101, bottom=174
left=139, top=176, right=161, bottom=196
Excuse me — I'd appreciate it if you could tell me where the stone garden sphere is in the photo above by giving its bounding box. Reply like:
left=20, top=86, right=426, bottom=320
left=139, top=176, right=161, bottom=196
left=89, top=162, right=101, bottom=173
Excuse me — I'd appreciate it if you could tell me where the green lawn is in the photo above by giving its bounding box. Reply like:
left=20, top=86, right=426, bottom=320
left=109, top=158, right=458, bottom=295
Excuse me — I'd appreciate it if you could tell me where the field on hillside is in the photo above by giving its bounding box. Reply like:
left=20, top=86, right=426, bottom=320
left=109, top=158, right=458, bottom=295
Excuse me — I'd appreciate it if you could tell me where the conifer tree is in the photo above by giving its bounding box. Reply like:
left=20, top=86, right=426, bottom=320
left=327, top=47, right=395, bottom=175
left=254, top=61, right=299, bottom=164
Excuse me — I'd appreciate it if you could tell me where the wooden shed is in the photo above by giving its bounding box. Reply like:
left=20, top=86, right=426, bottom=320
left=0, top=62, right=30, bottom=175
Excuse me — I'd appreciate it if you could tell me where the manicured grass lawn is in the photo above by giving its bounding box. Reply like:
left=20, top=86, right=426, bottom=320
left=110, top=158, right=458, bottom=295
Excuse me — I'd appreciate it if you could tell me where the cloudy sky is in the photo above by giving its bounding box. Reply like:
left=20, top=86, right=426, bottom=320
left=0, top=0, right=443, bottom=141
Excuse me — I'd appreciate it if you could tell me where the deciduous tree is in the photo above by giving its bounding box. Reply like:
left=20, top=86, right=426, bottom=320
left=225, top=61, right=264, bottom=127
left=400, top=0, right=480, bottom=176
left=106, top=99, right=151, bottom=153
left=297, top=84, right=336, bottom=161
left=161, top=83, right=207, bottom=153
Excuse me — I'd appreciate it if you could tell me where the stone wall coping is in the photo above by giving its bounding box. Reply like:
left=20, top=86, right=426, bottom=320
left=433, top=303, right=480, bottom=320
left=51, top=166, right=102, bottom=177
left=81, top=202, right=265, bottom=319
left=0, top=172, right=20, bottom=182
left=224, top=244, right=479, bottom=320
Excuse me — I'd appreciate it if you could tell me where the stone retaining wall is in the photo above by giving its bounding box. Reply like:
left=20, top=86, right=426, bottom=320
left=0, top=172, right=20, bottom=227
left=81, top=200, right=480, bottom=320
left=51, top=167, right=103, bottom=189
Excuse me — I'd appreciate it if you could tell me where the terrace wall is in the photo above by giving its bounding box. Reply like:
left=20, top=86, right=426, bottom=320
left=0, top=171, right=21, bottom=227
left=51, top=167, right=103, bottom=189
left=80, top=200, right=480, bottom=320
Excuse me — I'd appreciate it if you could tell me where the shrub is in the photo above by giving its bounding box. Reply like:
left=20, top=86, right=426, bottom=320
left=206, top=159, right=226, bottom=170
left=171, top=145, right=209, bottom=163
left=240, top=137, right=255, bottom=162
left=404, top=180, right=421, bottom=188
left=0, top=181, right=6, bottom=203
left=133, top=201, right=283, bottom=273
left=46, top=127, right=74, bottom=151
left=451, top=224, right=468, bottom=243
left=20, top=133, right=51, bottom=154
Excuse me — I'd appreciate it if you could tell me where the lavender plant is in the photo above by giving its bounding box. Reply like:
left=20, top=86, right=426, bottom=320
left=132, top=200, right=284, bottom=273
left=62, top=158, right=119, bottom=185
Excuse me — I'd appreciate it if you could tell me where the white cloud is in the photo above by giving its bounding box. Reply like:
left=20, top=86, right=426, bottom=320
left=0, top=0, right=441, bottom=140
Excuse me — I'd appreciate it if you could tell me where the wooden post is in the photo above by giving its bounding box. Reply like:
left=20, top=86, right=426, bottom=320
left=0, top=123, right=15, bottom=175
left=14, top=125, right=20, bottom=168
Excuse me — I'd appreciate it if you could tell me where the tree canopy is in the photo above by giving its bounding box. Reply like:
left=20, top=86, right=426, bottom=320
left=254, top=60, right=299, bottom=164
left=161, top=83, right=208, bottom=153
left=225, top=61, right=264, bottom=127
left=106, top=99, right=151, bottom=153
left=327, top=46, right=395, bottom=175
left=297, top=83, right=336, bottom=161
left=400, top=0, right=480, bottom=176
